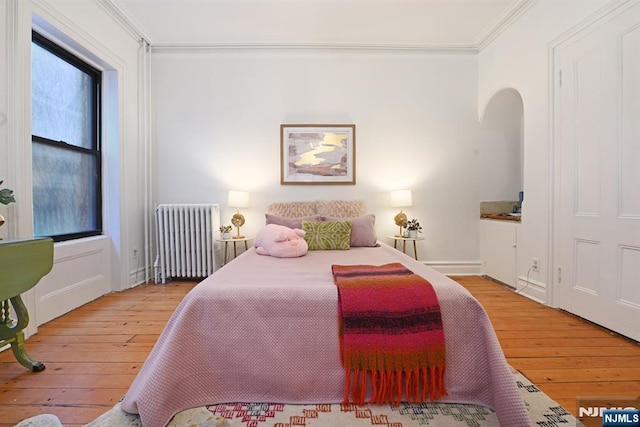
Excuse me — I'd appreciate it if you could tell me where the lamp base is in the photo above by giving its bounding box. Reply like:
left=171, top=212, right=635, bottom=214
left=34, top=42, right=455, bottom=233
left=231, top=213, right=246, bottom=240
left=393, top=212, right=407, bottom=239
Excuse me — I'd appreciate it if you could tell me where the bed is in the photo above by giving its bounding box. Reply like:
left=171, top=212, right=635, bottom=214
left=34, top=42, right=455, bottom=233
left=121, top=200, right=532, bottom=427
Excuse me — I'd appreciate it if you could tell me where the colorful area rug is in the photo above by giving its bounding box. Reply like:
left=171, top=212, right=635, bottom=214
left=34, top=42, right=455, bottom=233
left=78, top=371, right=582, bottom=427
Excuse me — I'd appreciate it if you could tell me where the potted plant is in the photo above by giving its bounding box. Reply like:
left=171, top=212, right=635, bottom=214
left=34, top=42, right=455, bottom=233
left=0, top=180, right=15, bottom=228
left=0, top=181, right=15, bottom=206
left=219, top=225, right=233, bottom=239
left=404, top=218, right=422, bottom=238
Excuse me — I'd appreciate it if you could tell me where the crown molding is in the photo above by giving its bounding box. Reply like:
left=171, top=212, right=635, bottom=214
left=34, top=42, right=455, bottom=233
left=97, top=0, right=536, bottom=53
left=93, top=0, right=151, bottom=42
left=475, top=0, right=538, bottom=51
left=149, top=42, right=479, bottom=54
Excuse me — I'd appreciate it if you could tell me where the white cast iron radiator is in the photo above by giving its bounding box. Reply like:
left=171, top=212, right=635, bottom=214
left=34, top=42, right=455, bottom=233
left=154, top=204, right=220, bottom=284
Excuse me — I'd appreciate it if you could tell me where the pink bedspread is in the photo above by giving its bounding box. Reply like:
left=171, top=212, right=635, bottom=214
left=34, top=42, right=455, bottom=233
left=121, top=243, right=532, bottom=427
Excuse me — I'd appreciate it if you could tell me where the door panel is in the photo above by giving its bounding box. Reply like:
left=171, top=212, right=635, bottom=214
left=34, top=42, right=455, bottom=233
left=620, top=26, right=640, bottom=217
left=35, top=237, right=111, bottom=325
left=573, top=239, right=599, bottom=295
left=619, top=246, right=640, bottom=307
left=554, top=2, right=640, bottom=341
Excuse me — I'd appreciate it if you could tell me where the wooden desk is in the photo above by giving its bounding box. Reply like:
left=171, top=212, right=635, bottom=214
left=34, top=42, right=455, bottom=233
left=0, top=238, right=53, bottom=372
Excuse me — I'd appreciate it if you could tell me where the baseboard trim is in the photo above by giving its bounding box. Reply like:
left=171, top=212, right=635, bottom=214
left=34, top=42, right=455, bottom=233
left=513, top=276, right=547, bottom=304
left=480, top=274, right=548, bottom=305
left=129, top=267, right=147, bottom=287
left=424, top=261, right=483, bottom=276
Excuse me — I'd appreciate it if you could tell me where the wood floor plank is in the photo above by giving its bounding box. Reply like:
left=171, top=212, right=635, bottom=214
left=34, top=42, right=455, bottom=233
left=57, top=313, right=173, bottom=322
left=522, top=367, right=640, bottom=383
left=6, top=341, right=153, bottom=351
left=499, top=337, right=634, bottom=348
left=26, top=334, right=138, bottom=344
left=537, top=381, right=640, bottom=398
left=0, top=387, right=127, bottom=406
left=3, top=276, right=639, bottom=426
left=0, top=362, right=141, bottom=377
left=34, top=351, right=153, bottom=363
left=510, top=356, right=640, bottom=370
left=0, top=349, right=152, bottom=365
left=37, top=325, right=168, bottom=336
left=126, top=334, right=164, bottom=343
left=3, top=374, right=136, bottom=389
left=490, top=320, right=602, bottom=330
left=494, top=329, right=617, bottom=339
left=504, top=345, right=640, bottom=358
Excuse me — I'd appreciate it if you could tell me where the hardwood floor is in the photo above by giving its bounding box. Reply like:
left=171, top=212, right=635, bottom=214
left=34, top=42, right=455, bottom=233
left=1, top=276, right=638, bottom=426
left=0, top=281, right=198, bottom=426
left=455, top=276, right=640, bottom=415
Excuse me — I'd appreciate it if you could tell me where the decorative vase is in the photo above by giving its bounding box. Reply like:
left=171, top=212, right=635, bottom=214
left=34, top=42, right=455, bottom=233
left=221, top=232, right=231, bottom=240
left=408, top=230, right=417, bottom=238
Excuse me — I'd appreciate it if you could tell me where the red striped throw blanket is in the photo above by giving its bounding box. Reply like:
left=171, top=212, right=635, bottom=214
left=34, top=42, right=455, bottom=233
left=331, top=262, right=447, bottom=406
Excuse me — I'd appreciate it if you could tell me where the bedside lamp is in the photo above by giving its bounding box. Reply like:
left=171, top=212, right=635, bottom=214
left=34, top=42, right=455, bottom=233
left=228, top=190, right=249, bottom=239
left=390, top=189, right=412, bottom=237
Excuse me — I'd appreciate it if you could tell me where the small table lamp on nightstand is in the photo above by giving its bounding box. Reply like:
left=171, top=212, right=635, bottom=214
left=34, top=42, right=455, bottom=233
left=390, top=189, right=412, bottom=237
left=228, top=190, right=249, bottom=239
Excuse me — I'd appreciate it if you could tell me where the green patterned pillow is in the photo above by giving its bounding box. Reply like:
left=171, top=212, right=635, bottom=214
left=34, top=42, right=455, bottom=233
left=302, top=220, right=352, bottom=250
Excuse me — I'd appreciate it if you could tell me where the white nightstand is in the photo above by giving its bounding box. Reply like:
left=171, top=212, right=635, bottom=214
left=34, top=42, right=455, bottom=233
left=216, top=236, right=253, bottom=265
left=386, top=235, right=425, bottom=260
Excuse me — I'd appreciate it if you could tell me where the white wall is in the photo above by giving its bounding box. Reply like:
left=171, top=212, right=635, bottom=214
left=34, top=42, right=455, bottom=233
left=0, top=0, right=147, bottom=330
left=151, top=49, right=487, bottom=269
left=478, top=0, right=613, bottom=301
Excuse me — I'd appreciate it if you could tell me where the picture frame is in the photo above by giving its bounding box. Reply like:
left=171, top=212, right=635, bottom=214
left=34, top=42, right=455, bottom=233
left=280, top=124, right=356, bottom=185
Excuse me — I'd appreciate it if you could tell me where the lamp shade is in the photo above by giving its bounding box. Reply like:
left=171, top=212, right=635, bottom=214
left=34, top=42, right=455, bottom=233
left=228, top=190, right=249, bottom=208
left=390, top=189, right=412, bottom=208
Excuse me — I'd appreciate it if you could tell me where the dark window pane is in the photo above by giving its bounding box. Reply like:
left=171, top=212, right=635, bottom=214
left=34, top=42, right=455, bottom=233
left=32, top=141, right=99, bottom=238
left=32, top=31, right=101, bottom=242
left=31, top=43, right=94, bottom=149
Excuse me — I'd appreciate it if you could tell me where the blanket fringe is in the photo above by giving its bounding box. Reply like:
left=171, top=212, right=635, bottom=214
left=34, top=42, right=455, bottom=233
left=342, top=366, right=447, bottom=406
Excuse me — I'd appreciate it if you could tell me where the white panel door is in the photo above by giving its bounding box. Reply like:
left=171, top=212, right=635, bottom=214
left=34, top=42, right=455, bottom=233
left=554, top=2, right=640, bottom=341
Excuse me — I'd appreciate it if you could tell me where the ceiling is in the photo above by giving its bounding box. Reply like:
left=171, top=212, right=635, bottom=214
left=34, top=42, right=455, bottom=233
left=106, top=0, right=533, bottom=50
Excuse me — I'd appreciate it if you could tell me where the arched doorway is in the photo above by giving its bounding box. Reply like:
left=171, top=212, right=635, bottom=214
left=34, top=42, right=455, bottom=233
left=477, top=88, right=524, bottom=288
left=479, top=88, right=524, bottom=202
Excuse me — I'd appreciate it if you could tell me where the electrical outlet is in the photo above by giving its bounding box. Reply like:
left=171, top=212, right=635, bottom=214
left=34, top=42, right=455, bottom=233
left=531, top=258, right=540, bottom=272
left=133, top=248, right=138, bottom=259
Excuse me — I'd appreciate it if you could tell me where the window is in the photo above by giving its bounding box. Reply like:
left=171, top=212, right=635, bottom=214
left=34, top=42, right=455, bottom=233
left=31, top=31, right=102, bottom=241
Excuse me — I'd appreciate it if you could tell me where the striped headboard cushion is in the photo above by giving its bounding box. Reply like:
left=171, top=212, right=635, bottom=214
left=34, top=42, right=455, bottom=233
left=266, top=201, right=317, bottom=218
left=315, top=200, right=366, bottom=218
left=267, top=200, right=366, bottom=218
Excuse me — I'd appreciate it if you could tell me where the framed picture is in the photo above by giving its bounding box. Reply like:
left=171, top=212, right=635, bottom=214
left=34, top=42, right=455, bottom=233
left=280, top=124, right=356, bottom=185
